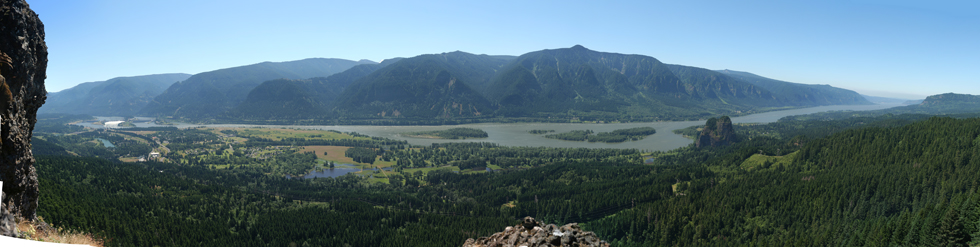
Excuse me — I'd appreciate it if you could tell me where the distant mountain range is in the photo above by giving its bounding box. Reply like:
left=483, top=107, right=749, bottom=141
left=715, top=70, right=869, bottom=106
left=883, top=93, right=980, bottom=115
left=859, top=94, right=922, bottom=105
left=140, top=58, right=375, bottom=119
left=41, top=73, right=191, bottom=116
left=44, top=46, right=880, bottom=123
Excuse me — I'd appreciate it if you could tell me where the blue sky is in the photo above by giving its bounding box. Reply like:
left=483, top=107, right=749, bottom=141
left=30, top=0, right=979, bottom=99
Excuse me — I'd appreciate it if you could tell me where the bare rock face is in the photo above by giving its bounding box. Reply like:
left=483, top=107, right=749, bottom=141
left=696, top=116, right=736, bottom=148
left=0, top=0, right=48, bottom=237
left=463, top=217, right=609, bottom=247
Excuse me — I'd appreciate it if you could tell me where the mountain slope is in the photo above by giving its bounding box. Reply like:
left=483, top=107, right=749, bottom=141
left=716, top=69, right=871, bottom=106
left=141, top=58, right=372, bottom=119
left=332, top=52, right=501, bottom=118
left=666, top=65, right=778, bottom=108
left=41, top=73, right=191, bottom=116
left=883, top=93, right=980, bottom=114
left=224, top=61, right=400, bottom=120
left=486, top=45, right=690, bottom=118
left=222, top=79, right=331, bottom=120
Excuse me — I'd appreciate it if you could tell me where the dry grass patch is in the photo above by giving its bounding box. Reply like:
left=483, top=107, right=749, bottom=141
left=300, top=146, right=356, bottom=163
left=300, top=145, right=396, bottom=168
left=16, top=217, right=103, bottom=246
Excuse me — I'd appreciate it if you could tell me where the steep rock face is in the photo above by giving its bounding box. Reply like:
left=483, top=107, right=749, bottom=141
left=0, top=0, right=47, bottom=236
left=696, top=116, right=735, bottom=148
left=463, top=217, right=609, bottom=247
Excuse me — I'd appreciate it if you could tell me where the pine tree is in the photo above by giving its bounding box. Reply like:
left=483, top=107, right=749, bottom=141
left=935, top=206, right=970, bottom=247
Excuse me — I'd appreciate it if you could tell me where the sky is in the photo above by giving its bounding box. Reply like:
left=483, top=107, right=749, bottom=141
left=29, top=0, right=979, bottom=99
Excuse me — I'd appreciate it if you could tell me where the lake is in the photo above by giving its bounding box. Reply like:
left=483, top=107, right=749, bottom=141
left=78, top=104, right=900, bottom=152
left=95, top=138, right=115, bottom=148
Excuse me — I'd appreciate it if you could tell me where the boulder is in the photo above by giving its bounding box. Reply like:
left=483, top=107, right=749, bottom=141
left=463, top=217, right=609, bottom=247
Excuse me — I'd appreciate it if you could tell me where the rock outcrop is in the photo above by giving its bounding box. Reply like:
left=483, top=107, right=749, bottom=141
left=0, top=0, right=47, bottom=237
left=463, top=217, right=609, bottom=247
left=696, top=116, right=735, bottom=148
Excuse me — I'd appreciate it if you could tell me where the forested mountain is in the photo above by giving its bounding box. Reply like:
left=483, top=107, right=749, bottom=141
left=331, top=52, right=506, bottom=118
left=666, top=65, right=779, bottom=107
left=587, top=116, right=980, bottom=246
left=717, top=69, right=871, bottom=106
left=883, top=93, right=980, bottom=114
left=222, top=60, right=403, bottom=121
left=221, top=78, right=334, bottom=120
left=140, top=58, right=374, bottom=119
left=485, top=45, right=691, bottom=118
left=52, top=46, right=879, bottom=123
left=41, top=73, right=191, bottom=116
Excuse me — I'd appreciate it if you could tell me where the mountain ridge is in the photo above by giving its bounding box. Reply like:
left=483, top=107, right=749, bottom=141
left=716, top=69, right=871, bottom=106
left=140, top=58, right=374, bottom=119
left=44, top=46, right=883, bottom=123
left=41, top=73, right=191, bottom=116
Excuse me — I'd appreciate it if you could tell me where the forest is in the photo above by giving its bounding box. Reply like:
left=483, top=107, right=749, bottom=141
left=544, top=127, right=657, bottom=143
left=404, top=127, right=489, bottom=139
left=27, top=112, right=980, bottom=246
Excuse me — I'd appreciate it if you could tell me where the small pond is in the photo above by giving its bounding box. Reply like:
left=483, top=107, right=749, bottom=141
left=95, top=138, right=115, bottom=148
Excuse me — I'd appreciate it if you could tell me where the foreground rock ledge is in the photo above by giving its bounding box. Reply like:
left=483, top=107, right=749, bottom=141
left=463, top=217, right=609, bottom=247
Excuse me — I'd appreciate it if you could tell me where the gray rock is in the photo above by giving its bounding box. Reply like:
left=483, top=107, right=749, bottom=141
left=0, top=0, right=48, bottom=237
left=462, top=217, right=609, bottom=247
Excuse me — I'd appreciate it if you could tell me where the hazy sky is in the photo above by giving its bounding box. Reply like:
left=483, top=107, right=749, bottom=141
left=31, top=0, right=978, bottom=99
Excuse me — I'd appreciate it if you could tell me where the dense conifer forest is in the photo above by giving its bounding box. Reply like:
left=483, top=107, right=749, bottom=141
left=29, top=112, right=980, bottom=246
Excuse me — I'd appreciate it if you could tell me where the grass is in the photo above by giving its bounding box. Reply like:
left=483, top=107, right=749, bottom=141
left=118, top=157, right=140, bottom=162
left=15, top=217, right=103, bottom=246
left=739, top=151, right=799, bottom=171
left=298, top=145, right=395, bottom=168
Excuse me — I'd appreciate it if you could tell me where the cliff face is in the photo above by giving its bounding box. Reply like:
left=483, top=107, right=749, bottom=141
left=696, top=116, right=735, bottom=148
left=0, top=0, right=47, bottom=237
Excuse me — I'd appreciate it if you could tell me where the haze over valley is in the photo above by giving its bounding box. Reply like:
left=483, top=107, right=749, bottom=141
left=4, top=1, right=980, bottom=246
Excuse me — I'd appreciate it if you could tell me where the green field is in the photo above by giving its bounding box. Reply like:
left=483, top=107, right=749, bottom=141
left=739, top=151, right=799, bottom=171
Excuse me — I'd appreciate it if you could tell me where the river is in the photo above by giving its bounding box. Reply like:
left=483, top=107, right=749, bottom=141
left=77, top=104, right=900, bottom=152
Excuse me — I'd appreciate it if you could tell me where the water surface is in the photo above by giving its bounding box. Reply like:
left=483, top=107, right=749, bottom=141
left=78, top=104, right=900, bottom=152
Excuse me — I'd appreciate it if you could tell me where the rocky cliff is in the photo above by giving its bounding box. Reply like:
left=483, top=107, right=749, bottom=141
left=0, top=0, right=47, bottom=237
left=696, top=116, right=735, bottom=148
left=463, top=217, right=609, bottom=247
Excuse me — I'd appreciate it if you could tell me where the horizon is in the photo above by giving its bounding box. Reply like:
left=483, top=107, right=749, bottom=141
left=30, top=0, right=979, bottom=99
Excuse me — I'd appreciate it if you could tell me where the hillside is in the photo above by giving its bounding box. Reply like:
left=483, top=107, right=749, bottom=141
left=883, top=93, right=980, bottom=114
left=332, top=52, right=504, bottom=119
left=222, top=61, right=401, bottom=121
left=41, top=73, right=191, bottom=116
left=140, top=58, right=373, bottom=119
left=666, top=64, right=779, bottom=108
left=589, top=116, right=980, bottom=246
left=486, top=45, right=690, bottom=118
left=717, top=69, right=871, bottom=106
